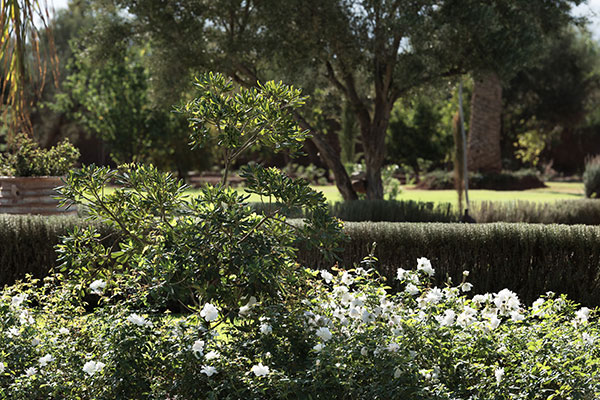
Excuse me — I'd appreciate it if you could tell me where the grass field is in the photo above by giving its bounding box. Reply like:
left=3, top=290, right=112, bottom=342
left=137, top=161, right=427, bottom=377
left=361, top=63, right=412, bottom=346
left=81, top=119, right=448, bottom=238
left=100, top=181, right=585, bottom=205
left=230, top=181, right=585, bottom=204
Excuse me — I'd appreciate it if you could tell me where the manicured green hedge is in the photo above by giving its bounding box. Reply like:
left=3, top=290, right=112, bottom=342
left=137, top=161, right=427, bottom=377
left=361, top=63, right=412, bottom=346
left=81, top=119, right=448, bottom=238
left=3, top=216, right=600, bottom=307
left=0, top=215, right=112, bottom=286
left=297, top=222, right=600, bottom=306
left=251, top=199, right=600, bottom=225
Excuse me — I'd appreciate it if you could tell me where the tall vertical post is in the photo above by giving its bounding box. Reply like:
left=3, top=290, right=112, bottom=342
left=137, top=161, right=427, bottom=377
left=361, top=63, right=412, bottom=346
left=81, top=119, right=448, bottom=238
left=458, top=80, right=470, bottom=215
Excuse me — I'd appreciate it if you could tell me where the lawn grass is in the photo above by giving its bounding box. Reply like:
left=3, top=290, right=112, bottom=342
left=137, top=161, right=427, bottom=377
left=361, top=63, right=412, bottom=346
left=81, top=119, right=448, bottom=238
left=228, top=181, right=584, bottom=204
left=101, top=181, right=585, bottom=205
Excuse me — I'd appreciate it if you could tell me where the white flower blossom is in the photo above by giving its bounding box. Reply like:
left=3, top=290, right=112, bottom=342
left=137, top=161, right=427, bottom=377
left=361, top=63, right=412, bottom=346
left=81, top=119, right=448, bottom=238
left=394, top=366, right=402, bottom=378
left=7, top=327, right=19, bottom=338
left=11, top=293, right=27, bottom=308
left=205, top=351, right=220, bottom=360
left=396, top=268, right=408, bottom=280
left=59, top=327, right=70, bottom=335
left=127, top=313, right=153, bottom=327
left=510, top=311, right=525, bottom=322
left=192, top=339, right=205, bottom=355
left=31, top=337, right=40, bottom=346
left=437, top=309, right=456, bottom=327
left=0, top=362, right=5, bottom=373
left=341, top=272, right=354, bottom=286
left=260, top=323, right=272, bottom=335
left=460, top=282, right=473, bottom=292
left=387, top=342, right=400, bottom=352
left=416, top=257, right=434, bottom=276
left=361, top=347, right=368, bottom=356
left=200, top=365, right=218, bottom=377
left=313, top=343, right=324, bottom=352
left=239, top=296, right=257, bottom=316
left=489, top=315, right=501, bottom=330
left=423, top=288, right=444, bottom=304
left=39, top=354, right=54, bottom=367
left=83, top=360, right=105, bottom=376
left=575, top=307, right=590, bottom=324
left=583, top=332, right=595, bottom=345
left=251, top=363, right=270, bottom=377
left=320, top=270, right=333, bottom=283
left=25, top=367, right=37, bottom=377
left=495, top=367, right=504, bottom=384
left=201, top=303, right=219, bottom=322
left=316, top=327, right=332, bottom=341
left=361, top=310, right=375, bottom=324
left=89, top=279, right=106, bottom=295
left=405, top=284, right=419, bottom=296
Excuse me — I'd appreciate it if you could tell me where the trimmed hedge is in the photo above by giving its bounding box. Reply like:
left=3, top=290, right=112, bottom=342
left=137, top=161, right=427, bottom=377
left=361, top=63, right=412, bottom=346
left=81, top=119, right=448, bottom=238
left=3, top=216, right=600, bottom=307
left=419, top=169, right=545, bottom=190
left=289, top=199, right=600, bottom=225
left=297, top=222, right=600, bottom=307
left=0, top=215, right=112, bottom=286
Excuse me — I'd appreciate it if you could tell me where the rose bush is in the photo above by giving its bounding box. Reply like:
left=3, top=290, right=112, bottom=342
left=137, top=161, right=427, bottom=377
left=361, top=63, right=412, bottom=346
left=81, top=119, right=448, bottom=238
left=1, top=260, right=599, bottom=399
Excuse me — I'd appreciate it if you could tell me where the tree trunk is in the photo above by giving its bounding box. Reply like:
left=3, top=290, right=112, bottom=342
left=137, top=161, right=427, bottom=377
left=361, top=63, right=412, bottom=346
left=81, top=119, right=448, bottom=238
left=295, top=112, right=358, bottom=201
left=467, top=71, right=503, bottom=172
left=363, top=126, right=386, bottom=200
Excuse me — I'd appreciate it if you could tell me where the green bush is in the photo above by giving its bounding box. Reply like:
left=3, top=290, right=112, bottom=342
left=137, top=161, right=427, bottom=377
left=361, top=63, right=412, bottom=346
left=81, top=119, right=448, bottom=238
left=421, top=169, right=545, bottom=190
left=0, top=215, right=113, bottom=287
left=329, top=200, right=456, bottom=222
left=584, top=155, right=600, bottom=198
left=1, top=262, right=598, bottom=399
left=0, top=133, right=80, bottom=176
left=472, top=199, right=600, bottom=224
left=297, top=222, right=600, bottom=306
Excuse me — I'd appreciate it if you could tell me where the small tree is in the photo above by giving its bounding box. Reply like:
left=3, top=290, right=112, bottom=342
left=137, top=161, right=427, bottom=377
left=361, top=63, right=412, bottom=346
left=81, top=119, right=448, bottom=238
left=57, top=73, right=344, bottom=317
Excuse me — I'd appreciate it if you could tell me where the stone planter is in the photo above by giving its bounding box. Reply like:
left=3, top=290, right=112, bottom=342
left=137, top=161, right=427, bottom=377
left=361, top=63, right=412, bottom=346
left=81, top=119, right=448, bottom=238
left=0, top=176, right=77, bottom=215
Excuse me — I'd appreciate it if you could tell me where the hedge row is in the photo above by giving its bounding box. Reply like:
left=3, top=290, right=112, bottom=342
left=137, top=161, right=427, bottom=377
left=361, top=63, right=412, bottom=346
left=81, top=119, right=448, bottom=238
left=0, top=215, right=112, bottom=287
left=2, top=215, right=600, bottom=307
left=250, top=199, right=600, bottom=225
left=298, top=222, right=600, bottom=307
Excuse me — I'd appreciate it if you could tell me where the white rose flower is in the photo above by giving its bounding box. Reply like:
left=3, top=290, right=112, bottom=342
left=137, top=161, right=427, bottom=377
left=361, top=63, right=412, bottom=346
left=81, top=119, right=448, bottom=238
left=341, top=272, right=354, bottom=286
left=31, top=337, right=40, bottom=346
left=313, top=343, right=324, bottom=352
left=394, top=366, right=402, bottom=378
left=201, top=303, right=219, bottom=322
left=127, top=313, right=153, bottom=327
left=260, top=323, right=272, bottom=335
left=7, top=327, right=19, bottom=338
left=583, top=332, right=595, bottom=345
left=438, top=309, right=456, bottom=327
left=83, top=360, right=105, bottom=376
left=251, top=363, right=270, bottom=377
left=239, top=296, right=257, bottom=316
left=0, top=362, right=5, bottom=374
left=510, top=311, right=525, bottom=322
left=416, top=257, right=434, bottom=276
left=489, top=315, right=501, bottom=330
left=89, top=279, right=106, bottom=295
left=38, top=354, right=55, bottom=367
left=11, top=293, right=27, bottom=308
left=200, top=365, right=218, bottom=377
left=495, top=367, right=504, bottom=384
left=315, top=327, right=332, bottom=341
left=360, top=347, right=368, bottom=356
left=192, top=339, right=205, bottom=355
left=405, top=284, right=419, bottom=296
left=25, top=367, right=37, bottom=377
left=320, top=270, right=333, bottom=283
left=460, top=282, right=473, bottom=292
left=59, top=327, right=70, bottom=335
left=205, top=351, right=220, bottom=360
left=575, top=307, right=590, bottom=324
left=396, top=268, right=408, bottom=280
left=387, top=342, right=400, bottom=352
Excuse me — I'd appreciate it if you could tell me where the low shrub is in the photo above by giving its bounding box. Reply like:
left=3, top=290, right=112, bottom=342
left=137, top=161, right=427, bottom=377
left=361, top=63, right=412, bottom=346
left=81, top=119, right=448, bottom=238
left=0, top=261, right=598, bottom=399
left=297, top=222, right=600, bottom=306
left=584, top=155, right=600, bottom=198
left=420, top=169, right=545, bottom=190
left=0, top=215, right=113, bottom=286
left=329, top=200, right=456, bottom=222
left=472, top=199, right=600, bottom=224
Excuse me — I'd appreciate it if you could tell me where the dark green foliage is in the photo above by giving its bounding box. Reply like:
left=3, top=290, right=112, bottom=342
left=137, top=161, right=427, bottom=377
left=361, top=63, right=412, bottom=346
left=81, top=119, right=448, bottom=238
left=473, top=199, right=600, bottom=224
left=6, top=215, right=600, bottom=307
left=297, top=222, right=600, bottom=306
left=421, top=169, right=545, bottom=190
left=329, top=200, right=456, bottom=223
left=0, top=215, right=111, bottom=286
left=584, top=155, right=600, bottom=198
left=0, top=133, right=80, bottom=176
